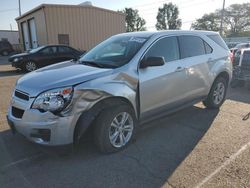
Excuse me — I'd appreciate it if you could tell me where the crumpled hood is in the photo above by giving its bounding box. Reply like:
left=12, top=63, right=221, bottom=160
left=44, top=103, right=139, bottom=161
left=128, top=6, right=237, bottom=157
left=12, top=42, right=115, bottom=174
left=16, top=61, right=113, bottom=96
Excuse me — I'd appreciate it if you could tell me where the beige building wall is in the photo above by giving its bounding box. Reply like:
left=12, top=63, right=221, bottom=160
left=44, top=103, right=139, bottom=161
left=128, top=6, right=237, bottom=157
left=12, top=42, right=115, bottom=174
left=44, top=5, right=125, bottom=51
left=17, top=8, right=48, bottom=50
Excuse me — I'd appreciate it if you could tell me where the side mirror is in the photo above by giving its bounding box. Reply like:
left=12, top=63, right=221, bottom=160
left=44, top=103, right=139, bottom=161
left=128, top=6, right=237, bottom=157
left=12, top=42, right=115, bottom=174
left=140, top=56, right=165, bottom=68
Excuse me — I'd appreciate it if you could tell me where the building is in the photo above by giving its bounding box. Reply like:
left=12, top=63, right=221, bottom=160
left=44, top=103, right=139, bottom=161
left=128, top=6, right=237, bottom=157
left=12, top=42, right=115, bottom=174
left=16, top=3, right=125, bottom=51
left=0, top=30, right=20, bottom=50
left=0, top=30, right=19, bottom=44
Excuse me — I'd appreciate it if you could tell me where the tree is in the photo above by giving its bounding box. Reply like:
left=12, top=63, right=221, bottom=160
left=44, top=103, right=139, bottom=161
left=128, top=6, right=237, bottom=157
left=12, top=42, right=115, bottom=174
left=155, top=3, right=182, bottom=30
left=223, top=3, right=250, bottom=36
left=191, top=13, right=220, bottom=31
left=123, top=8, right=146, bottom=32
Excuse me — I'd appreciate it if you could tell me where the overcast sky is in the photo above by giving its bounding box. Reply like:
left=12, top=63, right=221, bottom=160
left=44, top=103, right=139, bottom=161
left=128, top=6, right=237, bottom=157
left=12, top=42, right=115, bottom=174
left=0, top=0, right=249, bottom=31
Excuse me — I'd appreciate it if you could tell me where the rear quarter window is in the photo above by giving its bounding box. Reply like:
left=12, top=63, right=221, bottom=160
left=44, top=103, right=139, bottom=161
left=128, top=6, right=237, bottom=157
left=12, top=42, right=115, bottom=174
left=207, top=34, right=228, bottom=50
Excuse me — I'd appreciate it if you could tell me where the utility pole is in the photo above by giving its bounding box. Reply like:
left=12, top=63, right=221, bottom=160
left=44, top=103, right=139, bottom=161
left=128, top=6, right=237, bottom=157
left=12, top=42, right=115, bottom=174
left=18, top=0, right=21, bottom=16
left=219, top=0, right=226, bottom=35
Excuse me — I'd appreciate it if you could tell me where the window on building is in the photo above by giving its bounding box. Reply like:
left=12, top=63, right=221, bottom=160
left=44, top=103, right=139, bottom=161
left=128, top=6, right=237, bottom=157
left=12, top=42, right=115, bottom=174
left=58, top=34, right=69, bottom=46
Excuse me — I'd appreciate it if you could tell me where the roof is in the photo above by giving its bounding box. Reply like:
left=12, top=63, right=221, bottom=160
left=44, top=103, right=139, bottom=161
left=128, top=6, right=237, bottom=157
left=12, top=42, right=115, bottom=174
left=116, top=30, right=219, bottom=38
left=16, top=4, right=124, bottom=21
left=0, top=30, right=18, bottom=32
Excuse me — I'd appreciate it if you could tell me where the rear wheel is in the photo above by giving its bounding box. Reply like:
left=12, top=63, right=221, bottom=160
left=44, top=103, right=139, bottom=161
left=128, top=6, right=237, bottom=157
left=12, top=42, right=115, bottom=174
left=24, top=61, right=37, bottom=72
left=203, top=77, right=227, bottom=109
left=94, top=105, right=136, bottom=153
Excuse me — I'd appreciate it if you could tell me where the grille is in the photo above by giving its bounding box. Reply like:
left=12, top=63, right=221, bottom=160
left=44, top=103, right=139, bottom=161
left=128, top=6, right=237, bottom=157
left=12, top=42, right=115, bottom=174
left=12, top=106, right=24, bottom=119
left=15, top=90, right=29, bottom=101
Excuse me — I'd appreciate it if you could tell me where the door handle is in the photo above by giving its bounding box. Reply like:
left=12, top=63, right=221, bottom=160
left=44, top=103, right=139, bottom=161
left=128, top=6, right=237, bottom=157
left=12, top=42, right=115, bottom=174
left=175, top=66, right=185, bottom=72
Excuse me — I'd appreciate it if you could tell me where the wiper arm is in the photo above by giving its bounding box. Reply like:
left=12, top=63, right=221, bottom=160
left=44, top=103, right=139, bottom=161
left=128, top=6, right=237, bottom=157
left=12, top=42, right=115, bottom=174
left=80, top=60, right=104, bottom=68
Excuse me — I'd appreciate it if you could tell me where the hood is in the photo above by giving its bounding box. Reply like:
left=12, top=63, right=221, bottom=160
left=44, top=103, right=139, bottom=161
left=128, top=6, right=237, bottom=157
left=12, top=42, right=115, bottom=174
left=16, top=61, right=113, bottom=96
left=9, top=52, right=29, bottom=59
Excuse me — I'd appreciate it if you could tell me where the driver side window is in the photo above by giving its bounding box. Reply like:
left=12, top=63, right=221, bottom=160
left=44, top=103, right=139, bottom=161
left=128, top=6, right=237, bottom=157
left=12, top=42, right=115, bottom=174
left=40, top=47, right=57, bottom=55
left=145, top=36, right=180, bottom=62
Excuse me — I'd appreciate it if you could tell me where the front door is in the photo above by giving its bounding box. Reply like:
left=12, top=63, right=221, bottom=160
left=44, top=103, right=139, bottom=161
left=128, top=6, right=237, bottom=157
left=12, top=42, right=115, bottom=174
left=139, top=36, right=189, bottom=119
left=38, top=46, right=58, bottom=66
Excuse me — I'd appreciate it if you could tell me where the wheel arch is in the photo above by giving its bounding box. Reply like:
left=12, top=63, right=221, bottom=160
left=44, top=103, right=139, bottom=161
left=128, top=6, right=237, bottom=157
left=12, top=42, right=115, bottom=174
left=73, top=96, right=137, bottom=144
left=215, top=71, right=230, bottom=85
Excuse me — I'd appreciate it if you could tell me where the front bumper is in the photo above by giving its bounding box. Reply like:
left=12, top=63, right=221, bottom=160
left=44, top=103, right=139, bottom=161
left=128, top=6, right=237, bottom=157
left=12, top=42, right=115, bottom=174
left=11, top=61, right=23, bottom=69
left=7, top=93, right=80, bottom=146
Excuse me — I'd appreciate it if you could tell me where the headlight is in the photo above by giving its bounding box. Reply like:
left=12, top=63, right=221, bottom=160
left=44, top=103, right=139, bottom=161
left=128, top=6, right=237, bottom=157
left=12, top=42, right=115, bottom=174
left=13, top=57, right=23, bottom=62
left=32, top=87, right=73, bottom=113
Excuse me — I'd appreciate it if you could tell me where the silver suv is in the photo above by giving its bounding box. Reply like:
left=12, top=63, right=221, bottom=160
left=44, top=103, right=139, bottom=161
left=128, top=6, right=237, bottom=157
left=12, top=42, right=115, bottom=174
left=7, top=31, right=232, bottom=153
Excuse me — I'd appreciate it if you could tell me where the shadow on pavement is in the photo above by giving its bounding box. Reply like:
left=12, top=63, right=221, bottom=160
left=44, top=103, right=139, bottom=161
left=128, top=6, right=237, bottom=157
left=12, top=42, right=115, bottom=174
left=227, top=87, right=250, bottom=104
left=0, top=105, right=219, bottom=188
left=0, top=70, right=23, bottom=78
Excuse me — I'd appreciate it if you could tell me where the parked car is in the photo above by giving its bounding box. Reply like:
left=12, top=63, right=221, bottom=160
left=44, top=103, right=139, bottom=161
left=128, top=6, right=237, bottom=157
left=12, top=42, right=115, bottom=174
left=7, top=31, right=232, bottom=153
left=9, top=45, right=83, bottom=72
left=227, top=42, right=239, bottom=49
left=230, top=43, right=250, bottom=64
left=0, top=40, right=14, bottom=56
left=231, top=48, right=250, bottom=89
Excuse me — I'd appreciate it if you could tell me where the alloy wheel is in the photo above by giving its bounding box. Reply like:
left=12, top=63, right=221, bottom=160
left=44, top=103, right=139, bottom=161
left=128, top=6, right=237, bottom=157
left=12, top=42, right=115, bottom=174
left=213, top=82, right=225, bottom=105
left=26, top=61, right=37, bottom=72
left=109, top=112, right=134, bottom=148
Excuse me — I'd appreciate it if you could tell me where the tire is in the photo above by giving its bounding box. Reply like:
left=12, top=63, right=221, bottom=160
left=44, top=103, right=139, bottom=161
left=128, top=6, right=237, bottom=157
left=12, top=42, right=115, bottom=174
left=203, top=77, right=228, bottom=109
left=94, top=104, right=137, bottom=153
left=24, top=61, right=37, bottom=72
left=2, top=51, right=9, bottom=56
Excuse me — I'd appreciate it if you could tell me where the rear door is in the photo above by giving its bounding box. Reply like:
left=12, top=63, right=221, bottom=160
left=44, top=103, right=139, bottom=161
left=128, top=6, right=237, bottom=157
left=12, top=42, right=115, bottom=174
left=57, top=46, right=77, bottom=62
left=178, top=35, right=212, bottom=100
left=139, top=36, right=190, bottom=119
left=241, top=51, right=250, bottom=75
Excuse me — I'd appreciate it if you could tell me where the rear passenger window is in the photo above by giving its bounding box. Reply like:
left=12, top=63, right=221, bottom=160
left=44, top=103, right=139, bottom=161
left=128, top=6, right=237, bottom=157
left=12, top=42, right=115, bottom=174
left=145, top=36, right=179, bottom=62
left=179, top=36, right=206, bottom=58
left=204, top=41, right=213, bottom=54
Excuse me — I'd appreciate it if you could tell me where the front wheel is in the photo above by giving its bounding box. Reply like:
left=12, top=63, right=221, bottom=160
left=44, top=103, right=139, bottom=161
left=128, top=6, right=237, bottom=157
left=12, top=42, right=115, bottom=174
left=203, top=77, right=228, bottom=109
left=94, top=105, right=137, bottom=153
left=24, top=61, right=37, bottom=72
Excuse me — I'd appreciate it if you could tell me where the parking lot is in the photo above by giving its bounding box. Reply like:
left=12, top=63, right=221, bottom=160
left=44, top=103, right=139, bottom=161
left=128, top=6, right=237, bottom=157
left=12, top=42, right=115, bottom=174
left=0, top=58, right=250, bottom=188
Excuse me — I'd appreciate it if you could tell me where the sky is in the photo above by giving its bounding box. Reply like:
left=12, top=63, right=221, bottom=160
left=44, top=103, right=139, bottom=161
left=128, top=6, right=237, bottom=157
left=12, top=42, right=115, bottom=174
left=0, top=0, right=249, bottom=31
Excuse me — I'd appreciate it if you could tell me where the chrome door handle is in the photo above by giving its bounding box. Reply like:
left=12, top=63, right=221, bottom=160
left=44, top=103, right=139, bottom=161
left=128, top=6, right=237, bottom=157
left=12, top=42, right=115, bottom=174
left=175, top=66, right=185, bottom=72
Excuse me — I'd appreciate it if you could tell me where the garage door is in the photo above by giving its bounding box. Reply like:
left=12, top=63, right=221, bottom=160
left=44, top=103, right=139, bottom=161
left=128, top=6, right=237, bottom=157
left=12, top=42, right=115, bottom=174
left=29, top=19, right=38, bottom=49
left=21, top=22, right=30, bottom=51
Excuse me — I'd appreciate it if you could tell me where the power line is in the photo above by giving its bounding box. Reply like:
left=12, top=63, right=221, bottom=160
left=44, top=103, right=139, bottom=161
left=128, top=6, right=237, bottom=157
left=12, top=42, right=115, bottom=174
left=136, top=0, right=212, bottom=13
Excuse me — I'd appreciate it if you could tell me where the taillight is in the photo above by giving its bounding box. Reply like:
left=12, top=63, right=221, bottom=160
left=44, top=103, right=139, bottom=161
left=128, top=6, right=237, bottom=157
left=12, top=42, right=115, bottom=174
left=230, top=52, right=234, bottom=63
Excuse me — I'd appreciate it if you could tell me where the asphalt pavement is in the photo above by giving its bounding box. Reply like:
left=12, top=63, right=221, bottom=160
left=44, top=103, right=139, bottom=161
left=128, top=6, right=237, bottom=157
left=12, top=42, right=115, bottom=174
left=0, top=60, right=250, bottom=188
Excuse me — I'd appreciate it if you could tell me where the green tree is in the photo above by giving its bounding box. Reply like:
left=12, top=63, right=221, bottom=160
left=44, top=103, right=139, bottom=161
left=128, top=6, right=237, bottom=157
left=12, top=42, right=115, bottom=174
left=123, top=8, right=146, bottom=32
left=191, top=13, right=220, bottom=31
left=155, top=3, right=182, bottom=30
left=223, top=3, right=250, bottom=36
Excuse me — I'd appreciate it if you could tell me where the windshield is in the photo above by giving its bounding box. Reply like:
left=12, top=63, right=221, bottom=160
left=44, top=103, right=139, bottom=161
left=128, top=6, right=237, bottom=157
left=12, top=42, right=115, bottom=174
left=29, top=46, right=45, bottom=53
left=80, top=35, right=149, bottom=68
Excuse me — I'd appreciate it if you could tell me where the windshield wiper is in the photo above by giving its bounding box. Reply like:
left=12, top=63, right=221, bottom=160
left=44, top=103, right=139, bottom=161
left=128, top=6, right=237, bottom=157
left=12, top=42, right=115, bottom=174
left=80, top=60, right=105, bottom=68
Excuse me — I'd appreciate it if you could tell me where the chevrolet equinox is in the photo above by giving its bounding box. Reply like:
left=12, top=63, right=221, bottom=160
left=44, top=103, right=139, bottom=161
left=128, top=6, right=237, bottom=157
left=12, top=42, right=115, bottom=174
left=7, top=31, right=232, bottom=153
